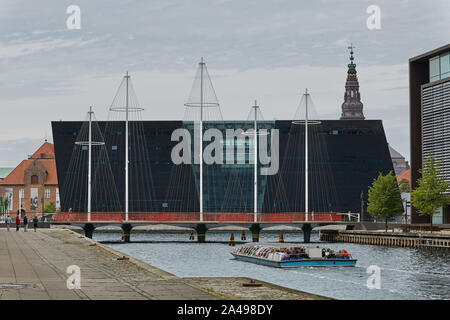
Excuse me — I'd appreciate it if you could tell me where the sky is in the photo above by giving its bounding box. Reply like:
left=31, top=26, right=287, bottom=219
left=0, top=0, right=449, bottom=166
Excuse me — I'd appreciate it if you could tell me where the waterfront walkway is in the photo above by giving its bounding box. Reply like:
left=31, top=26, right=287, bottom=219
left=0, top=228, right=215, bottom=300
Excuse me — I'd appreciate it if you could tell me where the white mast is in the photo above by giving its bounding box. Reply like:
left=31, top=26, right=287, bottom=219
left=75, top=107, right=104, bottom=221
left=253, top=101, right=258, bottom=222
left=87, top=106, right=93, bottom=222
left=125, top=71, right=129, bottom=221
left=199, top=58, right=204, bottom=222
left=304, top=88, right=309, bottom=222
left=184, top=58, right=220, bottom=220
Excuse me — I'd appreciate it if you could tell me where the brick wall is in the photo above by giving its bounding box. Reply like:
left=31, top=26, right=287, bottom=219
left=1, top=185, right=58, bottom=217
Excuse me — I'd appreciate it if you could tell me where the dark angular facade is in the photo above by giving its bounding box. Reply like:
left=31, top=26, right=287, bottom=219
left=52, top=120, right=394, bottom=217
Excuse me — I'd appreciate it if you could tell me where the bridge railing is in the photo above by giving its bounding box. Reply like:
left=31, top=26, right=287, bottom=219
left=55, top=212, right=359, bottom=223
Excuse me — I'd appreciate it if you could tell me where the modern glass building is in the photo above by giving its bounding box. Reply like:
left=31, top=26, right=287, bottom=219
left=410, top=43, right=450, bottom=224
left=52, top=119, right=394, bottom=217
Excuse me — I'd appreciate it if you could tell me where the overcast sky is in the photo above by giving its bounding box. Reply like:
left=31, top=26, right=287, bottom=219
left=0, top=0, right=449, bottom=166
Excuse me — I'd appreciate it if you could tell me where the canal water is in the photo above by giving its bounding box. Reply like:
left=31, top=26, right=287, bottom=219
left=92, top=231, right=450, bottom=300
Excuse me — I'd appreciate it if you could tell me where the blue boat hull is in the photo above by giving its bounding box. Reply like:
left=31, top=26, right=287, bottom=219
left=232, top=254, right=357, bottom=267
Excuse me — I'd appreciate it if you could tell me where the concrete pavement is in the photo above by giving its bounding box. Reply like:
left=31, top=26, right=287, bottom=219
left=0, top=228, right=216, bottom=300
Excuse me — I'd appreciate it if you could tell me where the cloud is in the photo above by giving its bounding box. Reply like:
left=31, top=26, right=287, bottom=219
left=0, top=0, right=448, bottom=166
left=0, top=61, right=411, bottom=162
left=0, top=36, right=103, bottom=59
left=0, top=138, right=53, bottom=167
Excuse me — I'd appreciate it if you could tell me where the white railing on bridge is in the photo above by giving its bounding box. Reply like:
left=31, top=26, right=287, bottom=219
left=335, top=212, right=360, bottom=222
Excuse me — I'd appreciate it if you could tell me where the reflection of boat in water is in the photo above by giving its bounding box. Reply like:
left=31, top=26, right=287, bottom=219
left=231, top=243, right=357, bottom=268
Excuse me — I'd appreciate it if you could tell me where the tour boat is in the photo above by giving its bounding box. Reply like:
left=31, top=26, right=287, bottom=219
left=230, top=243, right=357, bottom=267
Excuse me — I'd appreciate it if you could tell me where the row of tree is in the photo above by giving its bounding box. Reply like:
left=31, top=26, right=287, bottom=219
left=367, top=154, right=449, bottom=232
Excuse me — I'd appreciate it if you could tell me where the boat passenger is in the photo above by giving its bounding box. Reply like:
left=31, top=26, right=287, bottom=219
left=329, top=250, right=336, bottom=258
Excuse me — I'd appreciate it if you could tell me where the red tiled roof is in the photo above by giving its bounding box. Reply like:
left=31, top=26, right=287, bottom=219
left=396, top=168, right=411, bottom=185
left=0, top=160, right=29, bottom=185
left=0, top=159, right=57, bottom=185
left=31, top=142, right=55, bottom=159
left=0, top=142, right=58, bottom=186
left=38, top=159, right=58, bottom=185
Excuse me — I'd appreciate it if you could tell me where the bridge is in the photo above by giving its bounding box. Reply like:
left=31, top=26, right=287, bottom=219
left=54, top=212, right=360, bottom=243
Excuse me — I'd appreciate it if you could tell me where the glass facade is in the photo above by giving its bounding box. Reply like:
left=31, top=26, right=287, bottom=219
left=182, top=121, right=274, bottom=213
left=429, top=51, right=450, bottom=82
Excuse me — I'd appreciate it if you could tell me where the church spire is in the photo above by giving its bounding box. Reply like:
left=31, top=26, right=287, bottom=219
left=340, top=44, right=365, bottom=120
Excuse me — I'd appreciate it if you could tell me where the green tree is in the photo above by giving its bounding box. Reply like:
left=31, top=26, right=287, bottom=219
left=398, top=178, right=410, bottom=193
left=411, top=154, right=449, bottom=232
left=43, top=201, right=56, bottom=213
left=367, top=171, right=403, bottom=232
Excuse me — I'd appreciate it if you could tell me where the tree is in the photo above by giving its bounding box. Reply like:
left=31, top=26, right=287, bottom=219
left=411, top=154, right=449, bottom=232
left=43, top=201, right=56, bottom=213
left=367, top=171, right=403, bottom=232
left=398, top=178, right=410, bottom=193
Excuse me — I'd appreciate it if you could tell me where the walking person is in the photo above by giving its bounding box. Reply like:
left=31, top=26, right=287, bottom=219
left=33, top=215, right=39, bottom=232
left=23, top=215, right=28, bottom=232
left=5, top=215, right=12, bottom=231
left=16, top=215, right=20, bottom=231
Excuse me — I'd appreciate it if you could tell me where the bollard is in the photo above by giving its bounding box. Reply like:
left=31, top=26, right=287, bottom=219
left=250, top=224, right=261, bottom=243
left=279, top=233, right=284, bottom=243
left=121, top=224, right=132, bottom=243
left=229, top=233, right=235, bottom=246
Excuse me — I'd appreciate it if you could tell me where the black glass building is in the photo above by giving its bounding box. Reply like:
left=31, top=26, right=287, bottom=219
left=52, top=119, right=394, bottom=216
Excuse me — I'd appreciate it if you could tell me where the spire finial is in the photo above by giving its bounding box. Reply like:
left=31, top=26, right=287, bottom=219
left=348, top=43, right=355, bottom=55
left=348, top=44, right=356, bottom=65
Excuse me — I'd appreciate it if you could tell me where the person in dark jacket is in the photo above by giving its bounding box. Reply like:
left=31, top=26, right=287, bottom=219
left=33, top=216, right=39, bottom=232
left=23, top=215, right=28, bottom=232
left=15, top=215, right=20, bottom=231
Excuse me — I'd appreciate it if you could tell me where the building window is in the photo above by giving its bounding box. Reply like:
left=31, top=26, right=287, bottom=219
left=45, top=189, right=51, bottom=199
left=82, top=146, right=88, bottom=151
left=430, top=52, right=450, bottom=82
left=112, top=145, right=118, bottom=151
left=19, top=189, right=24, bottom=199
left=31, top=175, right=39, bottom=184
left=440, top=53, right=450, bottom=79
left=430, top=56, right=440, bottom=82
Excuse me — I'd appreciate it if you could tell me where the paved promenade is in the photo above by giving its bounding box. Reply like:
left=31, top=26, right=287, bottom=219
left=0, top=228, right=215, bottom=300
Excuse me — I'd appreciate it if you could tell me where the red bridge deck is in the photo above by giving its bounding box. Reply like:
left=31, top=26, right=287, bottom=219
left=55, top=212, right=355, bottom=224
